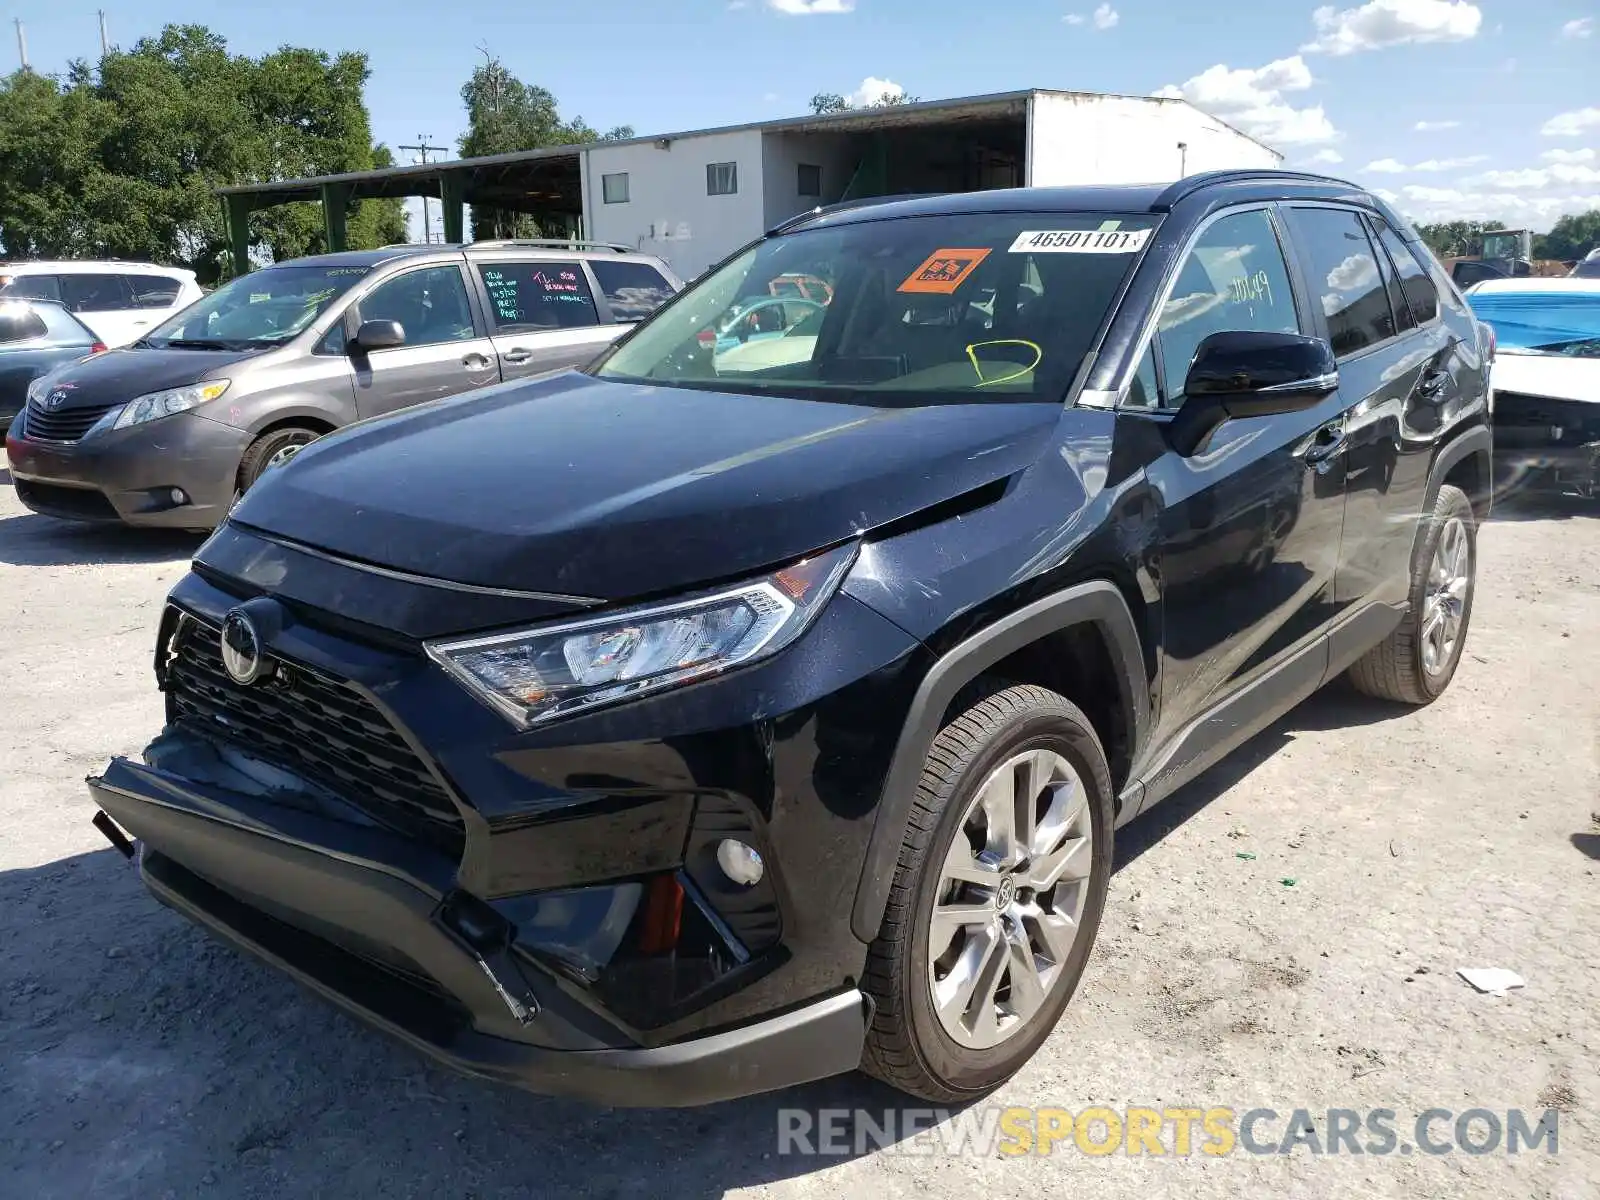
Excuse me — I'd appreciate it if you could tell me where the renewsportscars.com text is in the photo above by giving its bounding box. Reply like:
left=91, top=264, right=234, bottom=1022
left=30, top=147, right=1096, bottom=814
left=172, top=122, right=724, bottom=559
left=776, top=1106, right=1560, bottom=1158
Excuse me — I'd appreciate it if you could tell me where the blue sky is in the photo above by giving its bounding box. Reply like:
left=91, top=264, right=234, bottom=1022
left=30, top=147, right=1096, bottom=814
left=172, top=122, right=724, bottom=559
left=7, top=0, right=1598, bottom=231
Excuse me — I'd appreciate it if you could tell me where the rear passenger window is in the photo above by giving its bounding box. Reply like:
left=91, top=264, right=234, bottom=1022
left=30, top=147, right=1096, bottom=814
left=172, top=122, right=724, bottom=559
left=1155, top=208, right=1299, bottom=406
left=588, top=259, right=675, bottom=323
left=60, top=273, right=134, bottom=313
left=1286, top=207, right=1395, bottom=357
left=0, top=305, right=49, bottom=342
left=1365, top=216, right=1416, bottom=333
left=1374, top=227, right=1439, bottom=325
left=0, top=274, right=62, bottom=302
left=124, top=275, right=182, bottom=308
left=476, top=261, right=599, bottom=331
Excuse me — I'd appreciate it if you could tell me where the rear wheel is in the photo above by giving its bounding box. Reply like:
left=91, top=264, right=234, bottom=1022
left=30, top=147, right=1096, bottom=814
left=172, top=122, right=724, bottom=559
left=1347, top=482, right=1477, bottom=704
left=862, top=683, right=1114, bottom=1102
left=236, top=425, right=319, bottom=498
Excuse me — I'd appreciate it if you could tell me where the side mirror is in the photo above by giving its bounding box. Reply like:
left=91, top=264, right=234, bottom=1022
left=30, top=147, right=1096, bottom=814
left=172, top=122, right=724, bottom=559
left=1169, top=330, right=1338, bottom=456
left=351, top=318, right=405, bottom=352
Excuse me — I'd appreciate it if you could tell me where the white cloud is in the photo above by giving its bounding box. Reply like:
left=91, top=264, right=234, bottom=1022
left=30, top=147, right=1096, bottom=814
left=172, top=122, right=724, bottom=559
left=1392, top=183, right=1600, bottom=227
left=1464, top=164, right=1600, bottom=189
left=1327, top=252, right=1379, bottom=293
left=1154, top=55, right=1337, bottom=146
left=849, top=76, right=904, bottom=106
left=767, top=0, right=853, bottom=12
left=1413, top=119, right=1460, bottom=131
left=1307, top=149, right=1345, bottom=164
left=1542, top=107, right=1600, bottom=137
left=1542, top=148, right=1597, bottom=164
left=1063, top=4, right=1119, bottom=27
left=1303, top=0, right=1483, bottom=56
left=1560, top=17, right=1595, bottom=39
left=1364, top=154, right=1488, bottom=172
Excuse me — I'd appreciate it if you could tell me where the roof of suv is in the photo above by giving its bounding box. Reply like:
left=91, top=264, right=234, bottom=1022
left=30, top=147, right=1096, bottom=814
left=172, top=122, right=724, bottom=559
left=783, top=170, right=1387, bottom=233
left=0, top=260, right=196, bottom=276
left=283, top=241, right=651, bottom=272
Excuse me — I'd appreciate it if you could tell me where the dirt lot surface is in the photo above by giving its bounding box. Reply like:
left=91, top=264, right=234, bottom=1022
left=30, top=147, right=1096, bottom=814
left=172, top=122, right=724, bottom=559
left=2, top=455, right=1597, bottom=1200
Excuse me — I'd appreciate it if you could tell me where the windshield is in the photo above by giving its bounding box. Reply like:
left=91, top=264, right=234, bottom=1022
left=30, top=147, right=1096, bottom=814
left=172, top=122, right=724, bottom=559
left=143, top=263, right=370, bottom=349
left=593, top=211, right=1158, bottom=403
left=1467, top=288, right=1600, bottom=358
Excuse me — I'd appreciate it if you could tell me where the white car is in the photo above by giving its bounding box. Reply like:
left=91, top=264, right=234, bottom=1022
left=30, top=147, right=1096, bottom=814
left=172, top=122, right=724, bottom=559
left=0, top=261, right=203, bottom=348
left=1466, top=276, right=1600, bottom=497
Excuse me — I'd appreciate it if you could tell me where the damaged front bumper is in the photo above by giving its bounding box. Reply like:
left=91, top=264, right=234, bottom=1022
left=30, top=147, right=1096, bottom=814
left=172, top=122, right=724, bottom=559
left=88, top=754, right=869, bottom=1107
left=1494, top=393, right=1600, bottom=498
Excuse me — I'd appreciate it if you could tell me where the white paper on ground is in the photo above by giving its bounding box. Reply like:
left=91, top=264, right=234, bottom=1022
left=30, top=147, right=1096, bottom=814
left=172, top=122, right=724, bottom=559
left=1457, top=968, right=1526, bottom=996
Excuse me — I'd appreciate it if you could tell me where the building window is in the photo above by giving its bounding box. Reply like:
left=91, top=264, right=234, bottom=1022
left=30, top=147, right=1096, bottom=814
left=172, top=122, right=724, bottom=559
left=602, top=172, right=629, bottom=204
left=797, top=163, right=822, bottom=197
left=706, top=162, right=738, bottom=196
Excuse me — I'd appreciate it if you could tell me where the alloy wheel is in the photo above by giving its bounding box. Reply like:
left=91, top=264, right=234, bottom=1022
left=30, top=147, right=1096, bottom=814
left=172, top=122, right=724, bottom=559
left=927, top=748, right=1093, bottom=1050
left=1421, top=515, right=1471, bottom=677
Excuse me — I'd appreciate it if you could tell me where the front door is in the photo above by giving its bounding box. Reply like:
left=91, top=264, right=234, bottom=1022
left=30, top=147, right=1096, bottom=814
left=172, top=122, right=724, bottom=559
left=350, top=264, right=500, bottom=419
left=471, top=258, right=619, bottom=380
left=1134, top=206, right=1350, bottom=772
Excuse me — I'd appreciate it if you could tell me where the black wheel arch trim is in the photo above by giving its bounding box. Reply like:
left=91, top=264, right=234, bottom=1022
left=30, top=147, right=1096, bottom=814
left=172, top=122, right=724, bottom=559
left=1425, top=423, right=1493, bottom=522
left=849, top=579, right=1149, bottom=943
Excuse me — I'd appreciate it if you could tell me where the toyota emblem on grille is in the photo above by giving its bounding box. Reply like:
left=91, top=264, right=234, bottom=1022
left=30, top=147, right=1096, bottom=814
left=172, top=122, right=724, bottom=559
left=220, top=608, right=272, bottom=685
left=44, top=388, right=69, bottom=410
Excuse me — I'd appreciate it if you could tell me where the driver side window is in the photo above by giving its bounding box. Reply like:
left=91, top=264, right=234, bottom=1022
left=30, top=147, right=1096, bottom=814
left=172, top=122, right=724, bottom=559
left=1154, top=209, right=1299, bottom=408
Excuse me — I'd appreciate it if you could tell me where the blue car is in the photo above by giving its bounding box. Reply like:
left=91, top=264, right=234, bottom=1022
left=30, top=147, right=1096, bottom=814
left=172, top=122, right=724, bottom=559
left=0, top=299, right=103, bottom=427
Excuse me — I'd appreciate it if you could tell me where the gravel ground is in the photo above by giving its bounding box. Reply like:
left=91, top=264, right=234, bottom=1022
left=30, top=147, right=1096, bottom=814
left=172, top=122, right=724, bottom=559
left=2, top=455, right=1597, bottom=1200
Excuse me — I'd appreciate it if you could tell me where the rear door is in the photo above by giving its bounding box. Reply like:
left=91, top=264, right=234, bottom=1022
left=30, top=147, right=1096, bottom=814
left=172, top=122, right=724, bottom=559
left=470, top=257, right=617, bottom=380
left=58, top=272, right=139, bottom=346
left=348, top=263, right=500, bottom=419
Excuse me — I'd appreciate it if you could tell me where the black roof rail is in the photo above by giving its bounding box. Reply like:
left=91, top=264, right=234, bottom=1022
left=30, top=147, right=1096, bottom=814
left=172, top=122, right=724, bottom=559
left=766, top=193, right=948, bottom=236
left=469, top=238, right=634, bottom=253
left=1152, top=169, right=1361, bottom=211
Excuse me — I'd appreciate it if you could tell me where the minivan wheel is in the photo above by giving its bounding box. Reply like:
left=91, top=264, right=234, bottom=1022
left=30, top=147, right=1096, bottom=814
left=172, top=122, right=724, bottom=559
left=1347, top=482, right=1477, bottom=705
left=236, top=426, right=320, bottom=497
left=862, top=683, right=1113, bottom=1102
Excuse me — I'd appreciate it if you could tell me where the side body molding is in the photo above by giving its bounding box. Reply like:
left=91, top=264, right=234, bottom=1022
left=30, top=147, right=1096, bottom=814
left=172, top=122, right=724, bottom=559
left=849, top=580, right=1149, bottom=943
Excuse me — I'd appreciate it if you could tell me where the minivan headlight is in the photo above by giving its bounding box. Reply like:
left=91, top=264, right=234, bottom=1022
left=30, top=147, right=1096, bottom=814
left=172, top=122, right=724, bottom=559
left=109, top=380, right=230, bottom=431
left=426, top=543, right=856, bottom=728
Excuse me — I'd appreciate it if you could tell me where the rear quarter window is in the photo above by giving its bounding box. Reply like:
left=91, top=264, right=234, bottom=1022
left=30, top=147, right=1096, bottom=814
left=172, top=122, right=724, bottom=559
left=589, top=259, right=676, bottom=323
left=0, top=305, right=49, bottom=343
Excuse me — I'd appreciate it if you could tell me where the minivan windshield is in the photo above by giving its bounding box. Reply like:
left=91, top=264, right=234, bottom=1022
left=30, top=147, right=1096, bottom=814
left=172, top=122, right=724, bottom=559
left=143, top=263, right=371, bottom=349
left=593, top=211, right=1158, bottom=403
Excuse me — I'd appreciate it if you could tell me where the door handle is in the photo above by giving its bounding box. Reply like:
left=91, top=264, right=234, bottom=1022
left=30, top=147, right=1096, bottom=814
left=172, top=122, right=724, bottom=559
left=501, top=348, right=533, bottom=364
left=1303, top=422, right=1347, bottom=472
left=462, top=352, right=491, bottom=369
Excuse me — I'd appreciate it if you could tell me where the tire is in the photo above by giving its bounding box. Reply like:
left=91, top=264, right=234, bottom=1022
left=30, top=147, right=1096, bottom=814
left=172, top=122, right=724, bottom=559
left=861, top=682, right=1114, bottom=1102
left=236, top=425, right=319, bottom=497
left=1347, top=482, right=1477, bottom=705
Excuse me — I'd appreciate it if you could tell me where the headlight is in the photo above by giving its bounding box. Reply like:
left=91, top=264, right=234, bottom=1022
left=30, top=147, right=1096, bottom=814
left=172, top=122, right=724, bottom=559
left=427, top=543, right=856, bottom=728
left=107, top=380, right=230, bottom=432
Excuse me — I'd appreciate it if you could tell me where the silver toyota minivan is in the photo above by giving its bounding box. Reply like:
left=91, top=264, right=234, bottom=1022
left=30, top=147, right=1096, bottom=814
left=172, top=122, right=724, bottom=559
left=5, top=242, right=682, bottom=530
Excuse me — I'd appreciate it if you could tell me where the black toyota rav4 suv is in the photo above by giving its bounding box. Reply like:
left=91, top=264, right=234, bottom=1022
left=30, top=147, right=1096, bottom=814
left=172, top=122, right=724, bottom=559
left=89, top=171, right=1492, bottom=1106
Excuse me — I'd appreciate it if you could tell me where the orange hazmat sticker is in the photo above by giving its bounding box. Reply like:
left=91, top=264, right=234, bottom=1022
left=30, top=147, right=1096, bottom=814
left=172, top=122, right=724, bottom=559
left=898, top=248, right=992, bottom=294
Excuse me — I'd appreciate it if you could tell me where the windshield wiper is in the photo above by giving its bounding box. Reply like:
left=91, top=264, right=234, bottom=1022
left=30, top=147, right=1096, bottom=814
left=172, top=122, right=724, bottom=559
left=160, top=338, right=235, bottom=350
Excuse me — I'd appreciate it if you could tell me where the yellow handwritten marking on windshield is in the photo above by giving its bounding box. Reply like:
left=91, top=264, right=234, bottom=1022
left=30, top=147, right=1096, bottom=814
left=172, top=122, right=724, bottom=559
left=966, top=339, right=1042, bottom=388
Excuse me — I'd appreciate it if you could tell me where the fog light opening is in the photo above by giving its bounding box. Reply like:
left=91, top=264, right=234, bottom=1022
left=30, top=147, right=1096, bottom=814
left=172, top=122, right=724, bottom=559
left=169, top=488, right=189, bottom=507
left=716, top=839, right=765, bottom=887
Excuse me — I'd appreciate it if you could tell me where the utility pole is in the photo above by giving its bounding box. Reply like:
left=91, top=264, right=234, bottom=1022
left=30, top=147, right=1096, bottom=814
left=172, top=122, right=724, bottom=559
left=98, top=10, right=109, bottom=56
left=15, top=19, right=28, bottom=71
left=477, top=45, right=504, bottom=238
left=1177, top=141, right=1188, bottom=177
left=399, top=136, right=447, bottom=244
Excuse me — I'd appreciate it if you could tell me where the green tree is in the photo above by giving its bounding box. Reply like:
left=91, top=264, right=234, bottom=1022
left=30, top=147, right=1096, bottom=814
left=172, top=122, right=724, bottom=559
left=457, top=57, right=618, bottom=240
left=1414, top=219, right=1507, bottom=259
left=0, top=24, right=404, bottom=281
left=809, top=88, right=921, bottom=115
left=1534, top=210, right=1600, bottom=262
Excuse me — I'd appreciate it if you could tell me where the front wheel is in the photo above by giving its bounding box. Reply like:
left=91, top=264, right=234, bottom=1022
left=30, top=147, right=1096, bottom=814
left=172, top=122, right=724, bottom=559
left=235, top=425, right=320, bottom=500
left=1347, top=482, right=1477, bottom=704
left=861, top=683, right=1114, bottom=1102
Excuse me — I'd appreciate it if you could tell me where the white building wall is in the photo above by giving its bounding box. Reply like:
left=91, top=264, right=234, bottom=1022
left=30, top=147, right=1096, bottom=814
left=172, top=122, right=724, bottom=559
left=1027, top=93, right=1280, bottom=187
left=583, top=129, right=767, bottom=280
left=760, top=132, right=858, bottom=227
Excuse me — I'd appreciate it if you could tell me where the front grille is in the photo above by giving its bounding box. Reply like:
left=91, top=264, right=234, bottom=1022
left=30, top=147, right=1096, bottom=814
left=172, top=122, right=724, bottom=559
left=23, top=400, right=119, bottom=442
left=1495, top=392, right=1600, bottom=442
left=166, top=617, right=465, bottom=858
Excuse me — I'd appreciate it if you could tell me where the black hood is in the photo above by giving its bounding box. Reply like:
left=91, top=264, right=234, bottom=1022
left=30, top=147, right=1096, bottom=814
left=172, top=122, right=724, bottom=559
left=231, top=372, right=1061, bottom=602
left=36, top=345, right=252, bottom=409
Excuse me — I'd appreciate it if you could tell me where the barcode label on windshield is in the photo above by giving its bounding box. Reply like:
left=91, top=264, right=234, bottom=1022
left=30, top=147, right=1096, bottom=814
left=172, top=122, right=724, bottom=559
left=1009, top=229, right=1150, bottom=254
